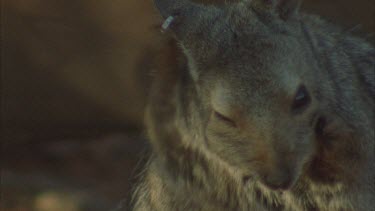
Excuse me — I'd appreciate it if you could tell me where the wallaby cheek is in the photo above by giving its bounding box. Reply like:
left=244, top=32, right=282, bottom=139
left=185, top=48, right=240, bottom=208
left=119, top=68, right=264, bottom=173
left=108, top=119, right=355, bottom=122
left=309, top=116, right=362, bottom=184
left=206, top=137, right=249, bottom=168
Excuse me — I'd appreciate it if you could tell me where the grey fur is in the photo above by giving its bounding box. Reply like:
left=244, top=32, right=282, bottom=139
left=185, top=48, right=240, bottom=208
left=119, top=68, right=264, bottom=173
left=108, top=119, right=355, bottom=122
left=132, top=0, right=375, bottom=210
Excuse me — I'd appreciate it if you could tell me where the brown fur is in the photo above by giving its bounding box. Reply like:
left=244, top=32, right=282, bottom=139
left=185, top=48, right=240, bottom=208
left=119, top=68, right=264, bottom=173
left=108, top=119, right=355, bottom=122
left=132, top=0, right=375, bottom=210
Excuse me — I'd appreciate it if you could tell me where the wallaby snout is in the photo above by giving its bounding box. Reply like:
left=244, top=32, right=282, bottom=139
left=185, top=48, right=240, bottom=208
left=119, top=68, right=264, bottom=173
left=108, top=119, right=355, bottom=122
left=259, top=162, right=298, bottom=190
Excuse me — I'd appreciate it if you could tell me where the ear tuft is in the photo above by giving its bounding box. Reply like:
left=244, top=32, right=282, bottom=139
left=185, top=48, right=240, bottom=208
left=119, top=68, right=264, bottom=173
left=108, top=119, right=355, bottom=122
left=161, top=16, right=175, bottom=31
left=154, top=0, right=200, bottom=36
left=154, top=0, right=220, bottom=43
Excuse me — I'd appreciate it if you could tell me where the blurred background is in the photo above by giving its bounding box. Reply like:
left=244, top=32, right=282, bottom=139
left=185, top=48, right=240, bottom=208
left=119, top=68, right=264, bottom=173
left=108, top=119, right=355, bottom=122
left=1, top=0, right=374, bottom=210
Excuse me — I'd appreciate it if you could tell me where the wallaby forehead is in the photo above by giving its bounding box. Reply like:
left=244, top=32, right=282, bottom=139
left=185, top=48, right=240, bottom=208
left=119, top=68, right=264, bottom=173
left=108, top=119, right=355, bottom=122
left=186, top=2, right=301, bottom=70
left=187, top=2, right=304, bottom=98
left=207, top=14, right=297, bottom=66
left=210, top=55, right=300, bottom=103
left=207, top=36, right=301, bottom=109
left=214, top=34, right=297, bottom=78
left=217, top=65, right=298, bottom=97
left=210, top=74, right=299, bottom=117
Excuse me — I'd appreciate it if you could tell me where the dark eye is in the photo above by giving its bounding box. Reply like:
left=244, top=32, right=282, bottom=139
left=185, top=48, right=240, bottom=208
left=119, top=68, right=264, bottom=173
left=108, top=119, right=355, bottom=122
left=292, top=85, right=311, bottom=112
left=213, top=111, right=236, bottom=127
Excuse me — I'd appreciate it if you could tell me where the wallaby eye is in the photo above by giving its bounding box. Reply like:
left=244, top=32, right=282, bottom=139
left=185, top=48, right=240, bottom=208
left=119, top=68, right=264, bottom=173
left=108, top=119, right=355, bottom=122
left=213, top=111, right=236, bottom=127
left=292, top=85, right=311, bottom=112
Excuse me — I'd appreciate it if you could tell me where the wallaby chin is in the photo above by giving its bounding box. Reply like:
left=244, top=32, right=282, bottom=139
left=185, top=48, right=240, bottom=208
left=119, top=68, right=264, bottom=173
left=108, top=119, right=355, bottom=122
left=132, top=0, right=375, bottom=210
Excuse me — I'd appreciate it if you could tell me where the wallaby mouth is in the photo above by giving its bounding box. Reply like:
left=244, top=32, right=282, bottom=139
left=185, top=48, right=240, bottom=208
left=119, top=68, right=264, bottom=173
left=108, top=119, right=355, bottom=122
left=261, top=176, right=295, bottom=190
left=243, top=173, right=296, bottom=191
left=260, top=169, right=297, bottom=191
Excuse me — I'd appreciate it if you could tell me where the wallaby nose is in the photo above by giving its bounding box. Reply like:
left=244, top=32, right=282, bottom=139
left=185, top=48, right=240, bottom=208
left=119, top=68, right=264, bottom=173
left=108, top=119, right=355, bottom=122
left=262, top=169, right=294, bottom=190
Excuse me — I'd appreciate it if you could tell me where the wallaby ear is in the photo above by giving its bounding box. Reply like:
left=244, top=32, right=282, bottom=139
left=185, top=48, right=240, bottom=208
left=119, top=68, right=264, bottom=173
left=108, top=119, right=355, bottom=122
left=154, top=0, right=203, bottom=35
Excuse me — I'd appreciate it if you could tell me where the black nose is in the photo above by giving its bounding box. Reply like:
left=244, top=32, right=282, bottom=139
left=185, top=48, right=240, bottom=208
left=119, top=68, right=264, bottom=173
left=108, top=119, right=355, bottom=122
left=262, top=170, right=294, bottom=190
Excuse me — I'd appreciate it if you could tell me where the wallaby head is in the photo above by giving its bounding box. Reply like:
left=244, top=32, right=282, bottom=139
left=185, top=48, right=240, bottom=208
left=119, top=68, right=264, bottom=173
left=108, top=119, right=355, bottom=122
left=152, top=0, right=365, bottom=191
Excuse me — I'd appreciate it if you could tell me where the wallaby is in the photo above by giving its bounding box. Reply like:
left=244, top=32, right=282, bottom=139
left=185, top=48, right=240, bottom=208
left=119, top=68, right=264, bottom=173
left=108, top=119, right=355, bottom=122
left=132, top=0, right=375, bottom=210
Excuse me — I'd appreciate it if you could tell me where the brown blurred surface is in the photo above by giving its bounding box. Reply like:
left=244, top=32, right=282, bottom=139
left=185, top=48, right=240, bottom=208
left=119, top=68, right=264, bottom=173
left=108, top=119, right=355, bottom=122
left=2, top=133, right=149, bottom=210
left=3, top=0, right=162, bottom=141
left=1, top=0, right=374, bottom=210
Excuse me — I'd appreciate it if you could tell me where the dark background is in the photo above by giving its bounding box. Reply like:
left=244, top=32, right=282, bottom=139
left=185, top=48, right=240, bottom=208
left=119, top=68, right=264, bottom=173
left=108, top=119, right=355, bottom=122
left=1, top=0, right=374, bottom=210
